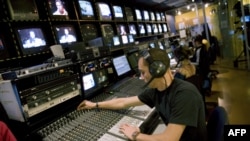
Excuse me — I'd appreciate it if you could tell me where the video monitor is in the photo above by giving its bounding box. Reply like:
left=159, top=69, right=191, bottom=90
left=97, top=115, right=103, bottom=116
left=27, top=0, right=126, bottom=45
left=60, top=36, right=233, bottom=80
left=163, top=24, right=168, bottom=32
left=112, top=36, right=121, bottom=47
left=135, top=9, right=142, bottom=21
left=158, top=41, right=164, bottom=50
left=82, top=73, right=96, bottom=91
left=112, top=55, right=131, bottom=77
left=54, top=25, right=77, bottom=44
left=149, top=42, right=156, bottom=48
left=128, top=34, right=135, bottom=43
left=113, top=5, right=124, bottom=20
left=96, top=2, right=112, bottom=21
left=81, top=24, right=98, bottom=43
left=129, top=24, right=137, bottom=36
left=7, top=0, right=39, bottom=20
left=121, top=35, right=129, bottom=45
left=143, top=10, right=149, bottom=21
left=117, top=24, right=127, bottom=35
left=161, top=12, right=166, bottom=21
left=156, top=12, right=161, bottom=21
left=150, top=11, right=155, bottom=21
left=158, top=24, right=162, bottom=33
left=152, top=24, right=158, bottom=34
left=124, top=7, right=134, bottom=21
left=101, top=24, right=114, bottom=38
left=48, top=0, right=69, bottom=18
left=139, top=24, right=146, bottom=35
left=146, top=24, right=152, bottom=35
left=93, top=69, right=109, bottom=85
left=77, top=0, right=95, bottom=20
left=127, top=51, right=139, bottom=71
left=16, top=27, right=47, bottom=55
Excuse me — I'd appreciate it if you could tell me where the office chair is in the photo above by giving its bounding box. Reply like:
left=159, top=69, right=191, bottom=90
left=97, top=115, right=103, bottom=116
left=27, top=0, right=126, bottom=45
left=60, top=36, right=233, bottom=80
left=206, top=106, right=229, bottom=141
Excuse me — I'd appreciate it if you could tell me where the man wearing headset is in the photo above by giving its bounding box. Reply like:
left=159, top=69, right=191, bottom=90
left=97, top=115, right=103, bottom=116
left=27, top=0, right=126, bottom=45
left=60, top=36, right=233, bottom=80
left=77, top=48, right=207, bottom=141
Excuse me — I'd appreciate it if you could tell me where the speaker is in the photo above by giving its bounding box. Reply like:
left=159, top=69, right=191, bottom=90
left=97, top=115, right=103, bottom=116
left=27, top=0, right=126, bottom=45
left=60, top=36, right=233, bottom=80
left=140, top=49, right=167, bottom=78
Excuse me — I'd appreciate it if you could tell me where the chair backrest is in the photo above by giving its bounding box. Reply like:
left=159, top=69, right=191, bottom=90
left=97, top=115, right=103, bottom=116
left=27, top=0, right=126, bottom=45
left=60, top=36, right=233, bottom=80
left=206, top=106, right=229, bottom=141
left=185, top=74, right=203, bottom=95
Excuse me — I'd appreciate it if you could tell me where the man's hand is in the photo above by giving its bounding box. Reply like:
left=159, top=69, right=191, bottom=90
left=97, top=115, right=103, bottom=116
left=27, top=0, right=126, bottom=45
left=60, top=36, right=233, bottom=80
left=119, top=124, right=140, bottom=140
left=77, top=100, right=96, bottom=110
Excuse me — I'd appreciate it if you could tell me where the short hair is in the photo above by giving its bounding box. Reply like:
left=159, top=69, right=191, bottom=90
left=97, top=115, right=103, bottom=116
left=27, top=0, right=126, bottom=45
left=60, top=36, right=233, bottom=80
left=194, top=34, right=203, bottom=43
left=142, top=48, right=170, bottom=69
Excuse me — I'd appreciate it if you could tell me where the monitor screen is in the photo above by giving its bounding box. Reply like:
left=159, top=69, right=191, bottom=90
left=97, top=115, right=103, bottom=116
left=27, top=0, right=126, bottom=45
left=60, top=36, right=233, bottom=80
left=81, top=24, right=98, bottom=42
left=55, top=25, right=77, bottom=44
left=135, top=9, right=142, bottom=21
left=128, top=51, right=139, bottom=70
left=94, top=69, right=109, bottom=85
left=158, top=41, right=164, bottom=50
left=146, top=24, right=152, bottom=34
left=156, top=12, right=161, bottom=21
left=121, top=35, right=128, bottom=45
left=139, top=24, right=146, bottom=35
left=124, top=7, right=134, bottom=21
left=96, top=2, right=112, bottom=20
left=152, top=24, right=158, bottom=34
left=150, top=11, right=155, bottom=21
left=163, top=24, right=168, bottom=32
left=112, top=36, right=121, bottom=46
left=16, top=27, right=47, bottom=55
left=112, top=55, right=131, bottom=76
left=158, top=24, right=162, bottom=33
left=149, top=42, right=156, bottom=48
left=117, top=24, right=127, bottom=35
left=48, top=0, right=68, bottom=17
left=128, top=34, right=134, bottom=43
left=7, top=0, right=39, bottom=20
left=77, top=0, right=95, bottom=20
left=129, top=24, right=137, bottom=35
left=113, top=5, right=123, bottom=19
left=143, top=10, right=149, bottom=21
left=82, top=73, right=96, bottom=91
left=161, top=12, right=166, bottom=21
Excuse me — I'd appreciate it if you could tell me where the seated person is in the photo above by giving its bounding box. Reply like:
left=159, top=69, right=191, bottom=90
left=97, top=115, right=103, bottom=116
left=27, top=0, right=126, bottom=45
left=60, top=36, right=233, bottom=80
left=174, top=46, right=196, bottom=79
left=0, top=121, right=16, bottom=141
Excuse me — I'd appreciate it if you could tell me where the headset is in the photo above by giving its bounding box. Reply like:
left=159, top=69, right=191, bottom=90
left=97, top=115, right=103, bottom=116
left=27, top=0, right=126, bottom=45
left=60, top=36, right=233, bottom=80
left=140, top=49, right=167, bottom=88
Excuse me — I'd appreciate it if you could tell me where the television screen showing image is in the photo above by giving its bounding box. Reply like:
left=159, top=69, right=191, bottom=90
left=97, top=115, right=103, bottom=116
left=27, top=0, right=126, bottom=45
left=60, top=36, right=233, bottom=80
left=158, top=24, right=162, bottom=33
left=139, top=24, right=145, bottom=35
left=77, top=0, right=95, bottom=19
left=48, top=0, right=68, bottom=16
left=96, top=2, right=112, bottom=20
left=146, top=24, right=152, bottom=34
left=112, top=55, right=131, bottom=76
left=149, top=42, right=156, bottom=48
left=124, top=7, right=134, bottom=21
left=55, top=25, right=77, bottom=44
left=7, top=0, right=39, bottom=20
left=121, top=35, right=128, bottom=45
left=82, top=73, right=96, bottom=91
left=163, top=24, right=168, bottom=32
left=128, top=34, right=134, bottom=43
left=135, top=9, right=142, bottom=21
left=112, top=36, right=121, bottom=46
left=156, top=12, right=161, bottom=21
left=161, top=12, right=166, bottom=21
left=17, top=28, right=46, bottom=49
left=158, top=41, right=164, bottom=50
left=150, top=11, right=155, bottom=21
left=143, top=10, right=149, bottom=21
left=94, top=69, right=108, bottom=85
left=152, top=24, right=158, bottom=34
left=117, top=24, right=127, bottom=35
left=129, top=24, right=137, bottom=35
left=113, top=5, right=123, bottom=19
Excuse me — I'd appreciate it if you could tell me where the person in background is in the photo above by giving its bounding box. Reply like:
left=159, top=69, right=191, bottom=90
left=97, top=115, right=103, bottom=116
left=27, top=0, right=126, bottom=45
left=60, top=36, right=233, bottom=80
left=23, top=30, right=45, bottom=48
left=53, top=0, right=68, bottom=15
left=77, top=48, right=207, bottom=141
left=174, top=46, right=196, bottom=80
left=59, top=28, right=76, bottom=43
left=0, top=121, right=17, bottom=141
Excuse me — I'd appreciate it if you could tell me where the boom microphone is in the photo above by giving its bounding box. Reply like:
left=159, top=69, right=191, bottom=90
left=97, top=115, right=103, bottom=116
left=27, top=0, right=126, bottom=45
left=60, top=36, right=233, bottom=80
left=142, top=76, right=155, bottom=88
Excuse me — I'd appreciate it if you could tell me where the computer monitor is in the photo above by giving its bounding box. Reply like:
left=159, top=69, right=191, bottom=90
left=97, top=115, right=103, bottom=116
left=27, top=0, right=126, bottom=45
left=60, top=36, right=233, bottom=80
left=101, top=24, right=114, bottom=37
left=54, top=25, right=77, bottom=44
left=152, top=24, right=158, bottom=34
left=135, top=9, right=142, bottom=21
left=112, top=36, right=121, bottom=47
left=93, top=69, right=109, bottom=85
left=146, top=24, right=152, bottom=35
left=150, top=11, right=155, bottom=21
left=158, top=24, right=162, bottom=33
left=163, top=24, right=168, bottom=32
left=127, top=51, right=139, bottom=72
left=139, top=24, right=146, bottom=36
left=127, top=34, right=135, bottom=43
left=129, top=24, right=137, bottom=36
left=161, top=12, right=166, bottom=21
left=155, top=12, right=161, bottom=21
left=82, top=73, right=96, bottom=91
left=81, top=24, right=98, bottom=43
left=112, top=55, right=131, bottom=77
left=124, top=7, right=134, bottom=21
left=117, top=24, right=127, bottom=35
left=76, top=0, right=95, bottom=20
left=149, top=42, right=156, bottom=48
left=143, top=10, right=149, bottom=21
left=7, top=0, right=39, bottom=20
left=112, top=5, right=124, bottom=20
left=158, top=41, right=164, bottom=50
left=47, top=0, right=69, bottom=19
left=121, top=35, right=129, bottom=45
left=96, top=2, right=112, bottom=21
left=16, top=27, right=48, bottom=56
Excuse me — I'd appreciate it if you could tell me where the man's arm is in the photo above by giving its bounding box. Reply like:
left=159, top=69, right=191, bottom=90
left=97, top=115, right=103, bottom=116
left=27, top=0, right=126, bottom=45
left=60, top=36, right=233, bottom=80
left=77, top=96, right=144, bottom=110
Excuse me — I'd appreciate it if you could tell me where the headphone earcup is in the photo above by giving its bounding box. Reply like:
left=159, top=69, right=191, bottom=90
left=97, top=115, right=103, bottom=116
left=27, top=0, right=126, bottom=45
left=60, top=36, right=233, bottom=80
left=149, top=61, right=167, bottom=78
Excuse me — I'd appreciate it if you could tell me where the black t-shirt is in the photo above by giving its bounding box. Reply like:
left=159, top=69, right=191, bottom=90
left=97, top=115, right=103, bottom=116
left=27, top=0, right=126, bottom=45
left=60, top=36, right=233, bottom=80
left=138, top=78, right=207, bottom=141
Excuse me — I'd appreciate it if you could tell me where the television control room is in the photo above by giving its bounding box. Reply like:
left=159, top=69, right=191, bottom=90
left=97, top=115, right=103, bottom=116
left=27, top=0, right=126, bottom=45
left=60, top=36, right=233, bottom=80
left=0, top=0, right=250, bottom=141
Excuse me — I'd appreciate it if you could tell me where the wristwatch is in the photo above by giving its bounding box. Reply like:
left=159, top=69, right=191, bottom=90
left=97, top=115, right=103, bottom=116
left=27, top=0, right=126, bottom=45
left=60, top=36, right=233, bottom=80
left=132, top=131, right=140, bottom=141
